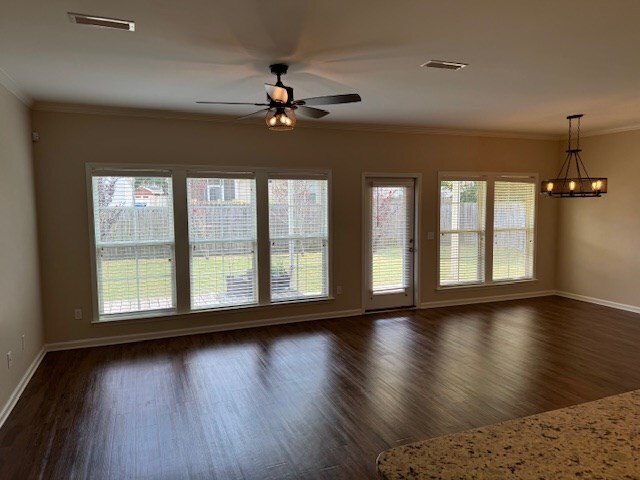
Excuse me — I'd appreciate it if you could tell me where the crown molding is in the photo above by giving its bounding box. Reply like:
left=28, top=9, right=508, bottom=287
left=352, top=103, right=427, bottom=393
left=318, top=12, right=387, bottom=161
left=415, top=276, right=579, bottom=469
left=579, top=123, right=640, bottom=138
left=31, top=101, right=558, bottom=140
left=299, top=119, right=558, bottom=140
left=31, top=101, right=234, bottom=124
left=0, top=66, right=32, bottom=106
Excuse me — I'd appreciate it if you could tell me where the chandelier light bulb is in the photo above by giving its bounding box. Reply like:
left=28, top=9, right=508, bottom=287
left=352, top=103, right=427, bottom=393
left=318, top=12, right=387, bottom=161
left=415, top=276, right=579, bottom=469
left=569, top=181, right=576, bottom=191
left=546, top=182, right=554, bottom=192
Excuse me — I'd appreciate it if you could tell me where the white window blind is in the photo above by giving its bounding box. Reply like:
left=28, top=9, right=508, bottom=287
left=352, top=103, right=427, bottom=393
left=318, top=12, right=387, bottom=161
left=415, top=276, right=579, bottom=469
left=493, top=181, right=536, bottom=281
left=439, top=179, right=487, bottom=286
left=268, top=178, right=329, bottom=301
left=187, top=177, right=257, bottom=309
left=371, top=183, right=413, bottom=293
left=92, top=175, right=175, bottom=315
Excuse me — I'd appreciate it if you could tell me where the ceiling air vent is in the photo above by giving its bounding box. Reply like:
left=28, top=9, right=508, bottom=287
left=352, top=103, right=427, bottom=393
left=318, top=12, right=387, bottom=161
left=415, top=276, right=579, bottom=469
left=421, top=60, right=467, bottom=71
left=68, top=12, right=135, bottom=31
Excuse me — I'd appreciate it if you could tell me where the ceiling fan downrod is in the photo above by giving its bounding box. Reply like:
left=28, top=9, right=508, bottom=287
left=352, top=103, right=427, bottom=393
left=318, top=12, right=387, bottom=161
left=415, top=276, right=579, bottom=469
left=269, top=63, right=288, bottom=86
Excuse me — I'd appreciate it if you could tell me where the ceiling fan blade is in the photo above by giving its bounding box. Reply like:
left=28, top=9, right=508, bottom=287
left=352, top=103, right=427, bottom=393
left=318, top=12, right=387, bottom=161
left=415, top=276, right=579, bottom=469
left=265, top=83, right=288, bottom=103
left=237, top=108, right=269, bottom=120
left=296, top=105, right=330, bottom=119
left=196, top=101, right=269, bottom=106
left=296, top=93, right=361, bottom=106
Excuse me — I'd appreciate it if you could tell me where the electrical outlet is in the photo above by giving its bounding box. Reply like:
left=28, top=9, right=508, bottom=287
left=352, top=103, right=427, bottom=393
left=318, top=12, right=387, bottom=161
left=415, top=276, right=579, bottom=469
left=21, top=334, right=25, bottom=352
left=7, top=351, right=13, bottom=369
left=74, top=308, right=83, bottom=320
left=336, top=285, right=343, bottom=295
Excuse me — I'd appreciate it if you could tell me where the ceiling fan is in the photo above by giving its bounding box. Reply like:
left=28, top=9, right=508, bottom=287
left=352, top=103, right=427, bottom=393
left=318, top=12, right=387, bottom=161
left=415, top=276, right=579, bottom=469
left=197, top=64, right=361, bottom=131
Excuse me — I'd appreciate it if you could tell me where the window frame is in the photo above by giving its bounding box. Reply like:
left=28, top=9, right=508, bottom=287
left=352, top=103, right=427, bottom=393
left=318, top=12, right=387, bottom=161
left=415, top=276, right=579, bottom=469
left=86, top=164, right=332, bottom=323
left=436, top=172, right=538, bottom=290
left=187, top=175, right=259, bottom=310
left=437, top=174, right=488, bottom=287
left=89, top=169, right=178, bottom=320
left=267, top=175, right=330, bottom=303
left=492, top=178, right=537, bottom=283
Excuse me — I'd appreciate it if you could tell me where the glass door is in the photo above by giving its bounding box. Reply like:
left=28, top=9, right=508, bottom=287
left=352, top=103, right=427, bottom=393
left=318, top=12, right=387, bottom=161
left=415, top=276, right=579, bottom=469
left=365, top=178, right=416, bottom=310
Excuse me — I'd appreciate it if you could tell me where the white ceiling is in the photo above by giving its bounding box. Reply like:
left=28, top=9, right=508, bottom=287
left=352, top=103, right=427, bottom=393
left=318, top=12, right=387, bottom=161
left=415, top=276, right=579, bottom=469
left=2, top=0, right=640, bottom=135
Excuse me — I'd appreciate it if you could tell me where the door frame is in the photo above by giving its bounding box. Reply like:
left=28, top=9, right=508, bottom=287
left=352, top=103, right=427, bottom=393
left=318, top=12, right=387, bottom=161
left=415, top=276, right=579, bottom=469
left=361, top=172, right=422, bottom=312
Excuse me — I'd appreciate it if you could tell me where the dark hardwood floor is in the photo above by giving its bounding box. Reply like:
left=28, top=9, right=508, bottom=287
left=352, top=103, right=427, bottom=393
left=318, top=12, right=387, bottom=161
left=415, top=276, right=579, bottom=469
left=2, top=296, right=640, bottom=479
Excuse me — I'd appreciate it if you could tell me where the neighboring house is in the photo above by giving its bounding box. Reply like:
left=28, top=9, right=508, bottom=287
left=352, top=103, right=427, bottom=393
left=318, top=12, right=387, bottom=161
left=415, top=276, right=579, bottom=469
left=196, top=179, right=251, bottom=204
left=134, top=186, right=168, bottom=207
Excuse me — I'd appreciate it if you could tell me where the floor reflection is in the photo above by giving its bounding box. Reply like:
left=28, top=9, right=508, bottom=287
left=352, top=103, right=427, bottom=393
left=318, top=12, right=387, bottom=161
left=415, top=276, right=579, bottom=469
left=5, top=297, right=640, bottom=479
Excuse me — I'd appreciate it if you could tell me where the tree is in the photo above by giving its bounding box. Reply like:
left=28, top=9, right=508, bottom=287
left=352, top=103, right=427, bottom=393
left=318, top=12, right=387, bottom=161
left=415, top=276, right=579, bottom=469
left=96, top=177, right=126, bottom=241
left=372, top=187, right=404, bottom=253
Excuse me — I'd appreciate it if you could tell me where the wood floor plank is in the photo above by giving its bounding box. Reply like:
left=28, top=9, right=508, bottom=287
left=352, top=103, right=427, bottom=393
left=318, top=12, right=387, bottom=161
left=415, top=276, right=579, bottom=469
left=2, top=296, right=640, bottom=479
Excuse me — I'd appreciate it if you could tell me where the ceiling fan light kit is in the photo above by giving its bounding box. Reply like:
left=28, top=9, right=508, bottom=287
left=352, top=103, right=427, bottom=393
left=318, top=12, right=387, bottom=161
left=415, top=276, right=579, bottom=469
left=197, top=63, right=361, bottom=131
left=541, top=114, right=607, bottom=198
left=266, top=107, right=296, bottom=131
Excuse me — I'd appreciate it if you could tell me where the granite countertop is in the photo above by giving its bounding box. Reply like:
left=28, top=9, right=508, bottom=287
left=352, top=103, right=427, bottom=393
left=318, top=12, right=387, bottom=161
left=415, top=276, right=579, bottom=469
left=377, top=389, right=640, bottom=479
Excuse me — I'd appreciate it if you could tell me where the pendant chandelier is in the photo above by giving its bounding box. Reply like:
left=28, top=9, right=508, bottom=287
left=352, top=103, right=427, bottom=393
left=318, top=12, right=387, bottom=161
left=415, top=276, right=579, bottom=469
left=541, top=114, right=607, bottom=197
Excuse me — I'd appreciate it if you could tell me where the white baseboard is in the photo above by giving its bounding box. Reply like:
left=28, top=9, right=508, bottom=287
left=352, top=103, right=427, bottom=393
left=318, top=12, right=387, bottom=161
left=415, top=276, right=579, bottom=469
left=45, top=308, right=363, bottom=351
left=0, top=347, right=46, bottom=430
left=420, top=290, right=556, bottom=309
left=555, top=291, right=640, bottom=314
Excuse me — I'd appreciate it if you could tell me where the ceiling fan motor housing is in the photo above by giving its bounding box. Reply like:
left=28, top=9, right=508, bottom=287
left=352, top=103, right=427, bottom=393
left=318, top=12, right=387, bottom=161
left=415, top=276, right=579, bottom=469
left=268, top=64, right=294, bottom=104
left=269, top=63, right=289, bottom=77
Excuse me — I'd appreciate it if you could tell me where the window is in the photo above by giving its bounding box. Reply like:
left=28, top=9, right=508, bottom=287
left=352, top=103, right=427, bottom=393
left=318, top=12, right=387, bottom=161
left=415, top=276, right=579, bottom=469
left=493, top=181, right=536, bottom=281
left=438, top=173, right=537, bottom=288
left=439, top=179, right=487, bottom=286
left=92, top=175, right=175, bottom=315
left=187, top=176, right=257, bottom=309
left=206, top=184, right=224, bottom=201
left=89, top=167, right=331, bottom=321
left=205, top=179, right=237, bottom=202
left=268, top=178, right=329, bottom=301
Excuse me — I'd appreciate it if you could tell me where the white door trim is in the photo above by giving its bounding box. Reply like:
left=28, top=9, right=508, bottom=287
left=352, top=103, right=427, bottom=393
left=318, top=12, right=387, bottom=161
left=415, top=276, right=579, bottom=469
left=361, top=173, right=422, bottom=311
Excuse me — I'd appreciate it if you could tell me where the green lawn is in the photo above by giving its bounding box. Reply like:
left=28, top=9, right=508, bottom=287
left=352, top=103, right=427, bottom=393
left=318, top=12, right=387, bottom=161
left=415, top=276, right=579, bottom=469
left=440, top=244, right=530, bottom=283
left=493, top=247, right=529, bottom=280
left=99, top=246, right=531, bottom=304
left=371, top=248, right=404, bottom=290
left=99, top=251, right=327, bottom=303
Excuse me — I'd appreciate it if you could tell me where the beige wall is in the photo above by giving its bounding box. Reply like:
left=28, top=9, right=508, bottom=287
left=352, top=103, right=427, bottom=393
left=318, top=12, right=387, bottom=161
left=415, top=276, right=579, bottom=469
left=31, top=109, right=559, bottom=344
left=557, top=129, right=640, bottom=308
left=0, top=85, right=44, bottom=410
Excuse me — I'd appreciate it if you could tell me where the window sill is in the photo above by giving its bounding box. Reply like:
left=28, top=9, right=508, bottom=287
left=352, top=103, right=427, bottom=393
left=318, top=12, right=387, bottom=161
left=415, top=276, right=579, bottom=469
left=436, top=278, right=538, bottom=291
left=91, top=296, right=335, bottom=325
